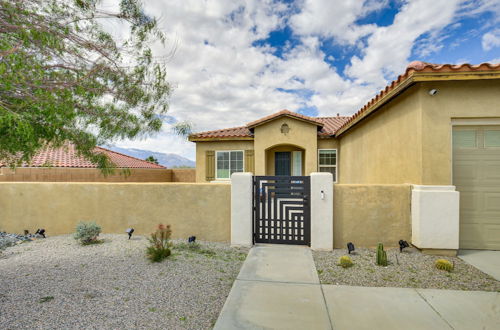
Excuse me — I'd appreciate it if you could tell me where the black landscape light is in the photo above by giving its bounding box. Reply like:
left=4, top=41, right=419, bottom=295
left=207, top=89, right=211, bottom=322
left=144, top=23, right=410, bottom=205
left=188, top=236, right=196, bottom=243
left=126, top=228, right=134, bottom=239
left=399, top=240, right=409, bottom=252
left=347, top=242, right=355, bottom=254
left=35, top=229, right=46, bottom=238
left=24, top=229, right=29, bottom=236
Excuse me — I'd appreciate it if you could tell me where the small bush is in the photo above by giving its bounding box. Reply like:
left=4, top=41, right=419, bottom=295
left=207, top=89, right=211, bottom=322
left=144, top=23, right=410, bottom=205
left=435, top=259, right=454, bottom=272
left=339, top=255, right=353, bottom=268
left=146, top=224, right=172, bottom=262
left=74, top=222, right=101, bottom=245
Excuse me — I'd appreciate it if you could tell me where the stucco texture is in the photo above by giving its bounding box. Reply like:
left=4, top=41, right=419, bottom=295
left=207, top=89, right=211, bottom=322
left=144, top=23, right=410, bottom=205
left=195, top=140, right=254, bottom=182
left=333, top=184, right=412, bottom=248
left=254, top=117, right=319, bottom=176
left=0, top=183, right=230, bottom=241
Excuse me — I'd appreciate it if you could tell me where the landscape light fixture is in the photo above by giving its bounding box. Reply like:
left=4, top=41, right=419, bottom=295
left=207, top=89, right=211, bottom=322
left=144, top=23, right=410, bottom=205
left=399, top=240, right=409, bottom=252
left=35, top=229, right=46, bottom=238
left=347, top=242, right=355, bottom=254
left=188, top=236, right=196, bottom=243
left=126, top=228, right=134, bottom=240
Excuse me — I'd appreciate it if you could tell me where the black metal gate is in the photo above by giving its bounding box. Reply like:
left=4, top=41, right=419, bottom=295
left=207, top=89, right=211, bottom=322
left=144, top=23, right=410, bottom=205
left=253, top=176, right=310, bottom=245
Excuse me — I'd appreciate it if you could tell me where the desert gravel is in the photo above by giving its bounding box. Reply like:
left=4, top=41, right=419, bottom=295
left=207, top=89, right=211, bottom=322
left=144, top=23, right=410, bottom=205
left=0, top=234, right=248, bottom=329
left=314, top=247, right=500, bottom=291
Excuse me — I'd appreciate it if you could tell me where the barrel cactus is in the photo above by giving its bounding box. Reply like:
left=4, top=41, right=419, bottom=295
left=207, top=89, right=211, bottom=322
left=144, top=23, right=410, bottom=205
left=376, top=243, right=388, bottom=266
left=339, top=255, right=353, bottom=268
left=435, top=259, right=454, bottom=272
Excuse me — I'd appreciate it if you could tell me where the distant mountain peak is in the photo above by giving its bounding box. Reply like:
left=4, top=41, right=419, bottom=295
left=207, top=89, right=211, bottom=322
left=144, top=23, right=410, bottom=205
left=105, top=145, right=195, bottom=168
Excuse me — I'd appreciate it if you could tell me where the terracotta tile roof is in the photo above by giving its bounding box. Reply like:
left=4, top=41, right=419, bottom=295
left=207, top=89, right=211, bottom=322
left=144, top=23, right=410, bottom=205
left=0, top=143, right=165, bottom=169
left=336, top=61, right=500, bottom=135
left=316, top=116, right=351, bottom=136
left=246, top=109, right=324, bottom=128
left=189, top=111, right=350, bottom=140
left=189, top=126, right=252, bottom=139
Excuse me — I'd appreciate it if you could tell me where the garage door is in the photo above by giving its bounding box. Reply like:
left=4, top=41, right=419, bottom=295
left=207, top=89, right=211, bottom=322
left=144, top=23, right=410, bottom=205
left=453, top=126, right=500, bottom=250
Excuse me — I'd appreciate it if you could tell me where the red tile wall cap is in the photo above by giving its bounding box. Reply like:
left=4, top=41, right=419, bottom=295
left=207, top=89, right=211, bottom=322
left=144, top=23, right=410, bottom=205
left=336, top=61, right=500, bottom=135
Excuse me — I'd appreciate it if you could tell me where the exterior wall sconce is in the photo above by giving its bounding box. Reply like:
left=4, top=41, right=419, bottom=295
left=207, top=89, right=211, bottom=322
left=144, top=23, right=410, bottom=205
left=280, top=123, right=289, bottom=134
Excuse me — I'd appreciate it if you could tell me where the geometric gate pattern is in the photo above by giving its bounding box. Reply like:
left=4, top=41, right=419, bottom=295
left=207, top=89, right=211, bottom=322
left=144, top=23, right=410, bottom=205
left=253, top=176, right=311, bottom=245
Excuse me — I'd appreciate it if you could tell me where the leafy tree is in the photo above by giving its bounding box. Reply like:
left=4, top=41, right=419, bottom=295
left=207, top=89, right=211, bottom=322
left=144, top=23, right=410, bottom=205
left=0, top=0, right=175, bottom=172
left=145, top=155, right=158, bottom=164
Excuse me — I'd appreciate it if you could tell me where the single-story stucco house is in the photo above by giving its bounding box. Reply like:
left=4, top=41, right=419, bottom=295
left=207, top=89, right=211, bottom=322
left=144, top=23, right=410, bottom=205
left=189, top=61, right=500, bottom=251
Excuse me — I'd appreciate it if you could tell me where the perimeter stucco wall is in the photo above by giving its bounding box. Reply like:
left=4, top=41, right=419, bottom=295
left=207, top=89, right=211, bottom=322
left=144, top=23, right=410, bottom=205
left=254, top=117, right=318, bottom=176
left=0, top=183, right=230, bottom=241
left=333, top=184, right=412, bottom=248
left=0, top=167, right=172, bottom=182
left=420, top=79, right=500, bottom=185
left=338, top=85, right=423, bottom=184
left=195, top=140, right=254, bottom=182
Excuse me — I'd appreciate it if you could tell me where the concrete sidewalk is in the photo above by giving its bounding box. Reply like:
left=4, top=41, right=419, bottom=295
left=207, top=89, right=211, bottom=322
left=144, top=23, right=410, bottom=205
left=215, top=245, right=500, bottom=330
left=459, top=250, right=500, bottom=281
left=214, top=244, right=332, bottom=330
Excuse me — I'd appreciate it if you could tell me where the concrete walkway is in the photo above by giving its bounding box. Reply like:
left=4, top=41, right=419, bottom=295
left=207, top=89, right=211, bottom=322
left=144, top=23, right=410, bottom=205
left=459, top=250, right=500, bottom=281
left=214, top=244, right=332, bottom=330
left=215, top=245, right=500, bottom=330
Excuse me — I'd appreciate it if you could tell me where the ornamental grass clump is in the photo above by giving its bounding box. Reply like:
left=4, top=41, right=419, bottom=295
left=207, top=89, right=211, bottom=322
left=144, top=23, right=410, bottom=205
left=339, top=256, right=353, bottom=268
left=74, top=221, right=102, bottom=245
left=146, top=224, right=172, bottom=262
left=435, top=259, right=454, bottom=272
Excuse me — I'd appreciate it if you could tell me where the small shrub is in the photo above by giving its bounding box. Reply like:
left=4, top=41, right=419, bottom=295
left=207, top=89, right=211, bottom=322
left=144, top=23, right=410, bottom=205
left=435, top=259, right=454, bottom=272
left=339, top=255, right=353, bottom=268
left=39, top=296, right=54, bottom=303
left=74, top=222, right=101, bottom=245
left=146, top=224, right=172, bottom=262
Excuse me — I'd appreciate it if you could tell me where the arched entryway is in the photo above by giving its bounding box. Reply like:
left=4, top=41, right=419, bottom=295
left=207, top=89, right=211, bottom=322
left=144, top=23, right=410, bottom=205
left=265, top=144, right=305, bottom=176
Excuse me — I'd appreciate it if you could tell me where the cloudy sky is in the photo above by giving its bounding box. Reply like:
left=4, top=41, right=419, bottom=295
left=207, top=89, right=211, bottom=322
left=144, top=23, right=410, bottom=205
left=111, top=0, right=500, bottom=160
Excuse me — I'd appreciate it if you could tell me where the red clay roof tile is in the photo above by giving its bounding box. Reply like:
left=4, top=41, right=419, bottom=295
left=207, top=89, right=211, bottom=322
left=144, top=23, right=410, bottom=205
left=0, top=143, right=165, bottom=169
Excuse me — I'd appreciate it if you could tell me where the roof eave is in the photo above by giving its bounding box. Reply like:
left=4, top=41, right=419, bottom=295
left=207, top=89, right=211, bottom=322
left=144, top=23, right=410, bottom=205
left=335, top=70, right=500, bottom=137
left=188, top=136, right=254, bottom=142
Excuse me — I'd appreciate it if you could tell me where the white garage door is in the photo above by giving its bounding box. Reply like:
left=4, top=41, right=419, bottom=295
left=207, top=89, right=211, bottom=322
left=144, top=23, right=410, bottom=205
left=453, top=126, right=500, bottom=250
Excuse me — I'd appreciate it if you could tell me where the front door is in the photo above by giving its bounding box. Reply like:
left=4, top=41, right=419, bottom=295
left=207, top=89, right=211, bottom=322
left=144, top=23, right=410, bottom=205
left=275, top=152, right=291, bottom=176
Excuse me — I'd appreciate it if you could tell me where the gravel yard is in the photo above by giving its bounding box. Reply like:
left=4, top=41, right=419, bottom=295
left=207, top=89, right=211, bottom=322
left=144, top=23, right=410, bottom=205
left=314, top=247, right=500, bottom=291
left=0, top=234, right=248, bottom=329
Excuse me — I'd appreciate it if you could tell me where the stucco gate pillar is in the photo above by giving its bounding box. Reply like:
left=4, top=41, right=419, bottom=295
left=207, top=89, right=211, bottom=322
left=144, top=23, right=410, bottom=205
left=310, top=172, right=334, bottom=251
left=230, top=172, right=253, bottom=246
left=411, top=185, right=459, bottom=255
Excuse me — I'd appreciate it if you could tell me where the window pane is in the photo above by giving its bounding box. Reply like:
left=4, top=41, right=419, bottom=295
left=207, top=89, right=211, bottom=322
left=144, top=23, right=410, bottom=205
left=453, top=130, right=476, bottom=148
left=319, top=166, right=336, bottom=182
left=216, top=152, right=230, bottom=178
left=319, top=150, right=336, bottom=166
left=485, top=130, right=500, bottom=147
left=229, top=151, right=243, bottom=176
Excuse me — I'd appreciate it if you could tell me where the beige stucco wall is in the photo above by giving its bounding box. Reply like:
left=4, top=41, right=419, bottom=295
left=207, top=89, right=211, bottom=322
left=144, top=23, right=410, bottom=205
left=0, top=167, right=173, bottom=182
left=333, top=184, right=412, bottom=248
left=254, top=117, right=318, bottom=176
left=170, top=168, right=196, bottom=182
left=338, top=85, right=423, bottom=184
left=195, top=140, right=254, bottom=182
left=0, top=183, right=230, bottom=241
left=420, top=79, right=500, bottom=185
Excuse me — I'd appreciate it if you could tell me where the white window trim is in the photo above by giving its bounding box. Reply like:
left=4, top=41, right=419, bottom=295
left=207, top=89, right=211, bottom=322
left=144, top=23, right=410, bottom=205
left=318, top=149, right=338, bottom=183
left=215, top=150, right=244, bottom=180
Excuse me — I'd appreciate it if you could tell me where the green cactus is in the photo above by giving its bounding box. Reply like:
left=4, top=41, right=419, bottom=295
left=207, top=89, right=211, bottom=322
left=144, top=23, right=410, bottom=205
left=376, top=243, right=388, bottom=266
left=435, top=259, right=454, bottom=272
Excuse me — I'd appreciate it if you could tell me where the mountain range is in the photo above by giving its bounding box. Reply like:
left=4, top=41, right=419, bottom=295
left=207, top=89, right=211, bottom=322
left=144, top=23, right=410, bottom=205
left=106, top=146, right=195, bottom=168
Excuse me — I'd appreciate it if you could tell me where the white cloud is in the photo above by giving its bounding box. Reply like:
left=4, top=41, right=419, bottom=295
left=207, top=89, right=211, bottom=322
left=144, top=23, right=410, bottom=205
left=105, top=0, right=498, bottom=161
left=482, top=29, right=500, bottom=51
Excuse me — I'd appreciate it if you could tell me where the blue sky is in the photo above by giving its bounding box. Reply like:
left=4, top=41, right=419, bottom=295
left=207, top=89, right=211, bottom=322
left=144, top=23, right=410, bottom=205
left=108, top=0, right=500, bottom=159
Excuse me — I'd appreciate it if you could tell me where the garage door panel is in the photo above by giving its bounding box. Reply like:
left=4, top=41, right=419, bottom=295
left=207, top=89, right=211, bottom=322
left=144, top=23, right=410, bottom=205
left=483, top=192, right=500, bottom=213
left=453, top=125, right=500, bottom=250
